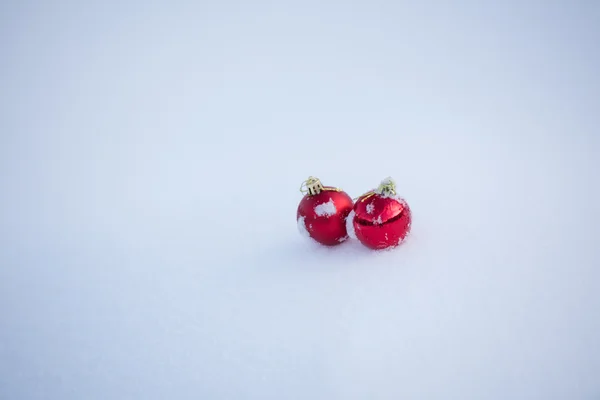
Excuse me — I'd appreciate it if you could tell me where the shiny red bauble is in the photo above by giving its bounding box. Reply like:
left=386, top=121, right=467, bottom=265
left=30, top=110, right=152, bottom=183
left=349, top=178, right=412, bottom=250
left=297, top=177, right=354, bottom=246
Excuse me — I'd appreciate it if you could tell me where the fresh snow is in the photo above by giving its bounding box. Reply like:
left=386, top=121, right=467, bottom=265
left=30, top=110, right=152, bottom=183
left=346, top=210, right=357, bottom=240
left=1, top=2, right=599, bottom=400
left=297, top=216, right=310, bottom=238
left=314, top=199, right=337, bottom=217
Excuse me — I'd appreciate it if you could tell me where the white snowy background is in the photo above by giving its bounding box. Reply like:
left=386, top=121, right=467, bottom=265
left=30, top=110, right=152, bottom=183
left=1, top=1, right=599, bottom=399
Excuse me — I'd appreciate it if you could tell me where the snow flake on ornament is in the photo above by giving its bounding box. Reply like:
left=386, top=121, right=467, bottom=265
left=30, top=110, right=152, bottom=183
left=314, top=199, right=337, bottom=217
left=366, top=203, right=375, bottom=214
left=373, top=216, right=383, bottom=225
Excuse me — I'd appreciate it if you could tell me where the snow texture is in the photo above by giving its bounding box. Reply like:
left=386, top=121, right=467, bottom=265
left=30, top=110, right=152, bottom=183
left=1, top=2, right=599, bottom=400
left=346, top=210, right=357, bottom=240
left=297, top=216, right=310, bottom=238
left=314, top=199, right=337, bottom=217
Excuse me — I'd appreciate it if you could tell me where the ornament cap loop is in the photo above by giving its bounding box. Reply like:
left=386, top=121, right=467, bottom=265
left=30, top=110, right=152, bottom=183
left=375, top=177, right=397, bottom=196
left=356, top=177, right=397, bottom=202
left=300, top=176, right=324, bottom=196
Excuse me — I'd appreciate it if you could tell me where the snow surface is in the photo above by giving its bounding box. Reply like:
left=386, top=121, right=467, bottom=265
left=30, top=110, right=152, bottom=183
left=1, top=1, right=600, bottom=399
left=314, top=199, right=337, bottom=217
left=297, top=216, right=310, bottom=238
left=346, top=210, right=357, bottom=241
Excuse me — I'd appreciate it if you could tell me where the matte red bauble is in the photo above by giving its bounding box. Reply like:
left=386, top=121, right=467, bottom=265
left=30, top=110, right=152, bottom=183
left=349, top=177, right=412, bottom=250
left=297, top=177, right=354, bottom=246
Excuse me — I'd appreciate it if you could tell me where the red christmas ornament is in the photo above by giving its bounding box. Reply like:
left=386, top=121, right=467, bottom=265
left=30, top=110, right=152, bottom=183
left=297, top=177, right=354, bottom=246
left=348, top=177, right=412, bottom=250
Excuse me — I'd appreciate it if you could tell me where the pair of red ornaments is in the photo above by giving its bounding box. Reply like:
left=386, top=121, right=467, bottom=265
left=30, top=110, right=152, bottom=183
left=297, top=176, right=412, bottom=250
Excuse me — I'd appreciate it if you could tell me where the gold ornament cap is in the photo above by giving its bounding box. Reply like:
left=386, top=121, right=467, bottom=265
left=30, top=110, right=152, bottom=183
left=375, top=177, right=397, bottom=196
left=357, top=177, right=397, bottom=202
left=300, top=176, right=325, bottom=196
